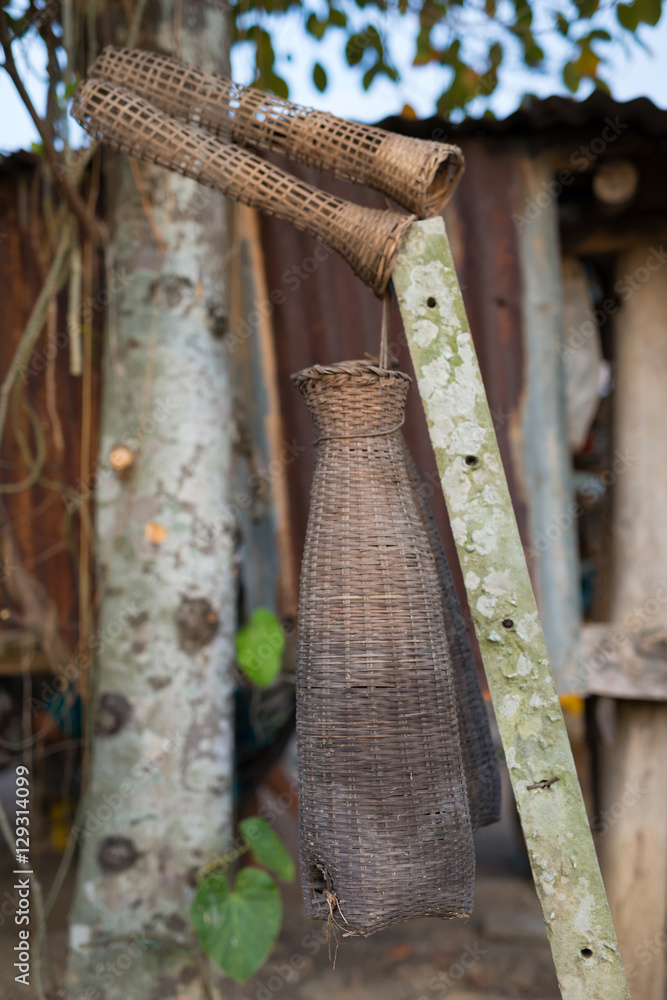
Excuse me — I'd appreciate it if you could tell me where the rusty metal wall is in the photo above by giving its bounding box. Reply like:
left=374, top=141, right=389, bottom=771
left=0, top=138, right=529, bottom=673
left=0, top=155, right=100, bottom=661
left=259, top=140, right=528, bottom=619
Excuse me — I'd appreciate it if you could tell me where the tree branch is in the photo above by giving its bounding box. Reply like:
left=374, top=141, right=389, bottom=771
left=0, top=10, right=100, bottom=242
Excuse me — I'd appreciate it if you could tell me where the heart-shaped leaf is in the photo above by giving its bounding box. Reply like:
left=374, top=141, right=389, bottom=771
left=191, top=868, right=282, bottom=982
left=235, top=608, right=285, bottom=688
left=239, top=817, right=295, bottom=882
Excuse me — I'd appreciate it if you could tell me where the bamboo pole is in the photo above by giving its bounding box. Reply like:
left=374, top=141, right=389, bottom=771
left=392, top=217, right=629, bottom=1000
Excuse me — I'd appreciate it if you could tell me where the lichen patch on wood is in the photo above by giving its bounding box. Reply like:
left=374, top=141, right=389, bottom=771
left=393, top=217, right=630, bottom=1000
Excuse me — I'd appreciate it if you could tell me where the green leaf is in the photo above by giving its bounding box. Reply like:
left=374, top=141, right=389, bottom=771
left=260, top=0, right=300, bottom=12
left=635, top=0, right=663, bottom=25
left=573, top=0, right=599, bottom=17
left=191, top=869, right=282, bottom=983
left=587, top=28, right=612, bottom=40
left=573, top=35, right=602, bottom=79
left=362, top=59, right=398, bottom=90
left=562, top=59, right=581, bottom=92
left=312, top=61, right=327, bottom=91
left=617, top=3, right=640, bottom=30
left=328, top=8, right=347, bottom=28
left=414, top=23, right=437, bottom=65
left=240, top=817, right=295, bottom=881
left=306, top=13, right=326, bottom=40
left=235, top=608, right=285, bottom=688
left=267, top=72, right=289, bottom=99
left=362, top=64, right=377, bottom=89
left=345, top=32, right=367, bottom=66
left=511, top=0, right=533, bottom=34
left=556, top=13, right=570, bottom=35
left=524, top=41, right=545, bottom=66
left=488, top=41, right=504, bottom=68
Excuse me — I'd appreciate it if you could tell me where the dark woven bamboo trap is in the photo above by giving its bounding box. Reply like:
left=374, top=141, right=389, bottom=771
left=71, top=78, right=414, bottom=296
left=88, top=46, right=464, bottom=218
left=402, top=441, right=501, bottom=831
left=292, top=362, right=499, bottom=937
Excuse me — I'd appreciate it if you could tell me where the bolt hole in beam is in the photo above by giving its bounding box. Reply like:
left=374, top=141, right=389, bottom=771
left=502, top=618, right=514, bottom=629
left=427, top=296, right=437, bottom=308
left=581, top=948, right=594, bottom=960
left=465, top=454, right=479, bottom=467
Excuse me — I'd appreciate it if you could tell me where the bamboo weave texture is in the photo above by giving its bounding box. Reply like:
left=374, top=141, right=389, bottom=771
left=89, top=45, right=464, bottom=218
left=293, top=363, right=499, bottom=935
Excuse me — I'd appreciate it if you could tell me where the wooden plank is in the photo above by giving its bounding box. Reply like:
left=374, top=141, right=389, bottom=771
left=0, top=653, right=51, bottom=676
left=229, top=203, right=298, bottom=618
left=580, top=623, right=667, bottom=700
left=0, top=630, right=52, bottom=675
left=597, top=242, right=667, bottom=1000
left=599, top=701, right=667, bottom=1000
left=393, top=217, right=629, bottom=1000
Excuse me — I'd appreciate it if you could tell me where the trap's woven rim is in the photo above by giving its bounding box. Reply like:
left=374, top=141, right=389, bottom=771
left=291, top=362, right=412, bottom=390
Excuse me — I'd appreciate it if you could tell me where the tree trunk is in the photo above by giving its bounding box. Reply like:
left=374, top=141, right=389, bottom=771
left=67, top=7, right=234, bottom=998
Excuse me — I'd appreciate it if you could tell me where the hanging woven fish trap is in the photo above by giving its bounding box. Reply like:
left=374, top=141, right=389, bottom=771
left=401, top=440, right=501, bottom=832
left=292, top=362, right=499, bottom=937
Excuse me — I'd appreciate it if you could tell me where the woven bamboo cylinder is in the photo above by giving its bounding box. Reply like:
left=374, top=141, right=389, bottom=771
left=402, top=440, right=501, bottom=830
left=71, top=79, right=413, bottom=297
left=293, top=362, right=475, bottom=936
left=88, top=46, right=464, bottom=219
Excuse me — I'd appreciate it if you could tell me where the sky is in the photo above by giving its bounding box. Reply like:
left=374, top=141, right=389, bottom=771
left=233, top=4, right=667, bottom=120
left=1, top=4, right=667, bottom=154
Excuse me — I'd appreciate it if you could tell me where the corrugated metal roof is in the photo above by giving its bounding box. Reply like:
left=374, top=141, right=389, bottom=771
left=380, top=91, right=667, bottom=142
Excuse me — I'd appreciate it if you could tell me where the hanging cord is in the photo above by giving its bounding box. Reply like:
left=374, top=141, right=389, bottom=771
left=379, top=292, right=390, bottom=370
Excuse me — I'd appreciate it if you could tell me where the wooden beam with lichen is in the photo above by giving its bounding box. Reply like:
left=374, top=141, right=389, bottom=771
left=392, top=217, right=630, bottom=1000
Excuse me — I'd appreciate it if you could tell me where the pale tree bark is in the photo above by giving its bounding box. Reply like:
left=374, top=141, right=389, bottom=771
left=66, top=6, right=234, bottom=998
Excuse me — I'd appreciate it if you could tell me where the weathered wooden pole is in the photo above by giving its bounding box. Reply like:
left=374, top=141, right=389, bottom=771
left=393, top=217, right=629, bottom=1000
left=515, top=154, right=582, bottom=695
left=597, top=242, right=667, bottom=1000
